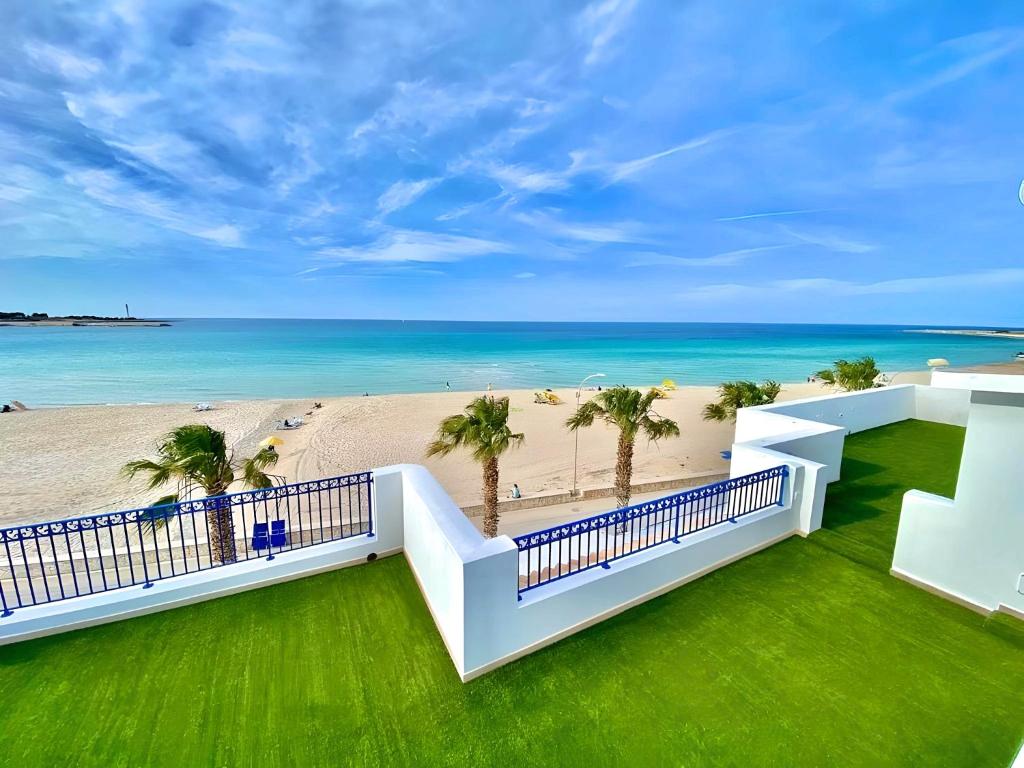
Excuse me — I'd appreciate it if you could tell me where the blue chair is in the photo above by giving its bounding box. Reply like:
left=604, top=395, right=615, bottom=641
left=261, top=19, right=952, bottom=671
left=270, top=519, right=288, bottom=548
left=251, top=522, right=269, bottom=551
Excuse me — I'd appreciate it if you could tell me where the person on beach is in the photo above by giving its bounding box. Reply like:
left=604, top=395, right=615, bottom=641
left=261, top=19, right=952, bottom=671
left=445, top=381, right=451, bottom=392
left=487, top=382, right=492, bottom=391
left=511, top=483, right=521, bottom=499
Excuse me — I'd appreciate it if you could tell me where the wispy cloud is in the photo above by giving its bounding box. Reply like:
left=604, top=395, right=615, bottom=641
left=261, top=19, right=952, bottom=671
left=377, top=178, right=442, bottom=217
left=781, top=226, right=875, bottom=254
left=578, top=0, right=639, bottom=67
left=317, top=229, right=513, bottom=263
left=64, top=168, right=243, bottom=247
left=514, top=210, right=644, bottom=244
left=716, top=209, right=825, bottom=222
left=888, top=28, right=1024, bottom=103
left=24, top=41, right=102, bottom=80
left=679, top=268, right=1024, bottom=302
left=515, top=272, right=537, bottom=279
left=626, top=245, right=789, bottom=268
left=592, top=129, right=734, bottom=183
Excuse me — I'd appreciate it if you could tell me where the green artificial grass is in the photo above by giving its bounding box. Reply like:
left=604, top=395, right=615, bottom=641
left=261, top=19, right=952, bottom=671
left=0, top=420, right=1021, bottom=766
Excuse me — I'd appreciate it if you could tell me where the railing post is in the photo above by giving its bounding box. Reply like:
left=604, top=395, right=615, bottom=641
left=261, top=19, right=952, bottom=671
left=0, top=578, right=12, bottom=617
left=366, top=474, right=374, bottom=538
left=137, top=518, right=154, bottom=589
left=777, top=466, right=788, bottom=507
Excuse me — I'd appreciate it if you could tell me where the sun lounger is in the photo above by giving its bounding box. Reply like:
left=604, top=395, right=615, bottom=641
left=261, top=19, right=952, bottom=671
left=251, top=522, right=270, bottom=551
left=270, top=520, right=287, bottom=548
left=193, top=402, right=212, bottom=412
left=277, top=417, right=304, bottom=429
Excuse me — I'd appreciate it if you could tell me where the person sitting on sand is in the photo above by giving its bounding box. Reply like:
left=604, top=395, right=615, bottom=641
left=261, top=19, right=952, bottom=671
left=511, top=483, right=521, bottom=499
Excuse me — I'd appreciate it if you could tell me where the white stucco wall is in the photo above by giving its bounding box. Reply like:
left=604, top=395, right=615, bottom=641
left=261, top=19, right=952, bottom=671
left=459, top=498, right=799, bottom=680
left=894, top=388, right=1024, bottom=614
left=912, top=384, right=970, bottom=426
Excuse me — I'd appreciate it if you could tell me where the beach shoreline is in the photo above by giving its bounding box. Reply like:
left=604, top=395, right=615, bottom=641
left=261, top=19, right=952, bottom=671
left=0, top=375, right=932, bottom=528
left=906, top=328, right=1024, bottom=340
left=5, top=361, right=1021, bottom=529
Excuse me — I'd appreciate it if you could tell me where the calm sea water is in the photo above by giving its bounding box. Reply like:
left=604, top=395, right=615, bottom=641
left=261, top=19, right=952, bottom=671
left=0, top=320, right=1019, bottom=406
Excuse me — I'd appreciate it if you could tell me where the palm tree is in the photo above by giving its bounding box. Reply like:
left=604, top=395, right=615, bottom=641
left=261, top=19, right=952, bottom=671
left=702, top=380, right=781, bottom=423
left=123, top=424, right=278, bottom=564
left=426, top=396, right=524, bottom=538
left=566, top=386, right=680, bottom=510
left=815, top=357, right=880, bottom=392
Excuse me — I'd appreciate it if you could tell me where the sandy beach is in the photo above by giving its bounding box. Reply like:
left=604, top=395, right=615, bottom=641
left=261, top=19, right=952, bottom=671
left=0, top=375, right=940, bottom=527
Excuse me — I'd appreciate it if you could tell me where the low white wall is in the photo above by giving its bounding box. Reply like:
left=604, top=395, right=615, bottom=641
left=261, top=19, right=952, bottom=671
left=395, top=464, right=479, bottom=671
left=912, top=384, right=970, bottom=426
left=388, top=462, right=804, bottom=681
left=460, top=501, right=800, bottom=680
left=893, top=388, right=1024, bottom=614
left=0, top=527, right=400, bottom=647
left=730, top=384, right=971, bottom=538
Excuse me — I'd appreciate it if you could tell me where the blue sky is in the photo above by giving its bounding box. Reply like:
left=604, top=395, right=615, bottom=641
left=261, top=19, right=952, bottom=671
left=2, top=0, right=1023, bottom=324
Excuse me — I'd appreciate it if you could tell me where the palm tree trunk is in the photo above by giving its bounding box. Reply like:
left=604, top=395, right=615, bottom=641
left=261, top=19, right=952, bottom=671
left=615, top=433, right=634, bottom=509
left=482, top=456, right=500, bottom=538
left=205, top=487, right=236, bottom=565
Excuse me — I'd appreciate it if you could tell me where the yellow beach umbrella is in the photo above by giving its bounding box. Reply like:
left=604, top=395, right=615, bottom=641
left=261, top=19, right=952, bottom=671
left=260, top=436, right=285, bottom=448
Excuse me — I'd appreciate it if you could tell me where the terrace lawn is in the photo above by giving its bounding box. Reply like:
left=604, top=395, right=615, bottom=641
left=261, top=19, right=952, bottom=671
left=0, top=420, right=1021, bottom=767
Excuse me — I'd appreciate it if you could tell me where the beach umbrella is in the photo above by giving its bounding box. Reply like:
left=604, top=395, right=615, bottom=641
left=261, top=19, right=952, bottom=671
left=260, top=436, right=285, bottom=448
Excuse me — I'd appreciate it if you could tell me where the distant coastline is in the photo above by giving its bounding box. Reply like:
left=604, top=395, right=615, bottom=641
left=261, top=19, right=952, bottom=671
left=0, top=320, right=171, bottom=327
left=0, top=311, right=170, bottom=327
left=906, top=328, right=1024, bottom=341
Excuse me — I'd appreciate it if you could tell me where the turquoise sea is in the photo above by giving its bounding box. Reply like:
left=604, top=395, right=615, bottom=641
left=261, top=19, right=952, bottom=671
left=0, top=320, right=1020, bottom=406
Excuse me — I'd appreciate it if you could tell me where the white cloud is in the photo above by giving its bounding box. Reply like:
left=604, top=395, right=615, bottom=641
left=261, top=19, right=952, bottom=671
left=716, top=209, right=824, bottom=222
left=64, top=168, right=244, bottom=247
left=596, top=129, right=733, bottom=183
left=626, top=245, right=789, bottom=268
left=678, top=268, right=1024, bottom=302
left=273, top=124, right=322, bottom=196
left=888, top=28, right=1024, bottom=103
left=460, top=129, right=730, bottom=195
left=477, top=162, right=573, bottom=193
left=514, top=272, right=537, bottom=279
left=578, top=0, right=639, bottom=67
left=352, top=80, right=511, bottom=146
left=514, top=211, right=643, bottom=243
left=317, top=229, right=513, bottom=263
left=781, top=226, right=875, bottom=254
left=377, top=178, right=442, bottom=216
left=25, top=41, right=101, bottom=80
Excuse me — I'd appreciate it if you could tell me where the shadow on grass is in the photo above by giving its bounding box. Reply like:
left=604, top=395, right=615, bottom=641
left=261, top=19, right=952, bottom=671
left=822, top=483, right=903, bottom=530
left=835, top=456, right=888, bottom=484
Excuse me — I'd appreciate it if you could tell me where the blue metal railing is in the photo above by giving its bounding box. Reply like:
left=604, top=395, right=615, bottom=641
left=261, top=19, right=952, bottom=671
left=0, top=471, right=373, bottom=616
left=514, top=465, right=788, bottom=596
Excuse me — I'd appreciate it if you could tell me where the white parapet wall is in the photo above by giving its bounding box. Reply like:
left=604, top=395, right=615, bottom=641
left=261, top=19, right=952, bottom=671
left=387, top=462, right=803, bottom=681
left=893, top=377, right=1024, bottom=616
left=731, top=384, right=969, bottom=537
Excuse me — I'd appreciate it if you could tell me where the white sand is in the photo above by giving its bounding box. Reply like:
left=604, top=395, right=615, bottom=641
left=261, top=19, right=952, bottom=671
left=0, top=377, right=929, bottom=526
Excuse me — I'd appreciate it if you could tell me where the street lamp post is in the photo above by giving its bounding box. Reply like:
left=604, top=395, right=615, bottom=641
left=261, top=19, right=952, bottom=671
left=572, top=372, right=606, bottom=497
